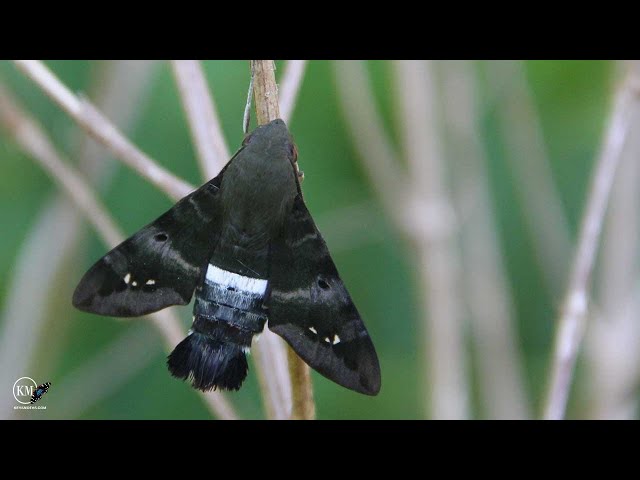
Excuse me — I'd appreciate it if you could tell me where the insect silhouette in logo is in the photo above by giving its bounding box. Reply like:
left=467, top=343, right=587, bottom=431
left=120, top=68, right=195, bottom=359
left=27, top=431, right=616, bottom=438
left=30, top=382, right=51, bottom=404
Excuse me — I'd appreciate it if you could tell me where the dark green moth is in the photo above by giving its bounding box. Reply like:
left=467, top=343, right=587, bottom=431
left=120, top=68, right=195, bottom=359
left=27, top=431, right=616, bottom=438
left=73, top=119, right=381, bottom=395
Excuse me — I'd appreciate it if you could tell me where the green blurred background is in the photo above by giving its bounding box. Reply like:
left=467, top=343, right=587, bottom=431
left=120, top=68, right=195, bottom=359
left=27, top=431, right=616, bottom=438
left=1, top=60, right=631, bottom=420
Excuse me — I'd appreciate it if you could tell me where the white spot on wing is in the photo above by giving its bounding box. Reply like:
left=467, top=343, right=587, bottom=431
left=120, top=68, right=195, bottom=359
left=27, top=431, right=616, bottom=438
left=131, top=281, right=138, bottom=287
left=333, top=335, right=340, bottom=345
left=146, top=279, right=156, bottom=285
left=309, top=327, right=317, bottom=334
left=324, top=337, right=331, bottom=343
left=124, top=273, right=131, bottom=284
left=206, top=264, right=267, bottom=295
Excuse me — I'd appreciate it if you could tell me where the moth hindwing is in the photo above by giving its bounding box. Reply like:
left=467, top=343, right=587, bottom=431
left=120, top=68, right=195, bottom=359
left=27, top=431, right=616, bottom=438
left=73, top=119, right=381, bottom=395
left=266, top=196, right=381, bottom=395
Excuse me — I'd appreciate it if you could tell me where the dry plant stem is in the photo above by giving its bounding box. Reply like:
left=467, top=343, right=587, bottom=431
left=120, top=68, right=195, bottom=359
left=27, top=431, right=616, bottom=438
left=78, top=60, right=160, bottom=182
left=0, top=84, right=237, bottom=420
left=253, top=333, right=290, bottom=419
left=332, top=61, right=407, bottom=225
left=443, top=60, right=530, bottom=419
left=50, top=317, right=235, bottom=420
left=487, top=61, right=572, bottom=295
left=252, top=60, right=282, bottom=123
left=13, top=60, right=193, bottom=201
left=543, top=70, right=639, bottom=420
left=587, top=298, right=640, bottom=419
left=394, top=60, right=469, bottom=419
left=597, top=68, right=640, bottom=316
left=316, top=201, right=386, bottom=253
left=171, top=60, right=230, bottom=178
left=587, top=62, right=640, bottom=419
left=251, top=59, right=315, bottom=420
left=46, top=324, right=157, bottom=418
left=241, top=61, right=293, bottom=419
left=0, top=62, right=157, bottom=419
left=286, top=346, right=316, bottom=419
left=334, top=60, right=468, bottom=418
left=279, top=60, right=308, bottom=124
left=12, top=60, right=309, bottom=419
left=19, top=60, right=231, bottom=420
left=0, top=83, right=123, bottom=247
left=0, top=199, right=80, bottom=418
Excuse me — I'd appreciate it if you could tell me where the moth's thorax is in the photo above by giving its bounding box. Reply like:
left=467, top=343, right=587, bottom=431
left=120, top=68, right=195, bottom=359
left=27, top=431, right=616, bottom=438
left=219, top=131, right=298, bottom=241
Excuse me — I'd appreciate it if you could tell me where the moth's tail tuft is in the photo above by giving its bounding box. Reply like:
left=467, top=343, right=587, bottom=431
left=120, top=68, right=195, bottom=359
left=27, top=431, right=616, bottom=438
left=167, top=332, right=249, bottom=391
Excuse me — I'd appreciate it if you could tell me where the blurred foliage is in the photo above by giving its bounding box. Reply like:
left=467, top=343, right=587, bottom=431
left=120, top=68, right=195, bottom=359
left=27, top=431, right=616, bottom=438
left=0, top=60, right=614, bottom=419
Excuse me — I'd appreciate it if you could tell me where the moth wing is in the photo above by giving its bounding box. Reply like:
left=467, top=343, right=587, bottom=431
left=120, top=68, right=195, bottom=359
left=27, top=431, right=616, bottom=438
left=266, top=196, right=381, bottom=395
left=73, top=171, right=227, bottom=317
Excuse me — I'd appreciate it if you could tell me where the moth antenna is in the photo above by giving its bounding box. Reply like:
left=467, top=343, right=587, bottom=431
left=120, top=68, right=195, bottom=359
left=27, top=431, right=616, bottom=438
left=243, top=63, right=255, bottom=134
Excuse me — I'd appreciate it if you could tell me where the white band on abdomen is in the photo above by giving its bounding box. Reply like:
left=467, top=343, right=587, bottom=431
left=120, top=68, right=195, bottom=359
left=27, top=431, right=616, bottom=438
left=205, top=264, right=268, bottom=296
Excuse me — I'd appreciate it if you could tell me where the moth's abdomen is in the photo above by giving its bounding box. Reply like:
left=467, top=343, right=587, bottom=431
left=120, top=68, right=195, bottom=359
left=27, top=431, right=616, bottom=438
left=167, top=264, right=267, bottom=392
left=166, top=320, right=252, bottom=391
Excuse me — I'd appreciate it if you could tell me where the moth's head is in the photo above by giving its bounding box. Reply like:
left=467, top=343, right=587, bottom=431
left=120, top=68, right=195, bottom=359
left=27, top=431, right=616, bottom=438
left=243, top=118, right=298, bottom=168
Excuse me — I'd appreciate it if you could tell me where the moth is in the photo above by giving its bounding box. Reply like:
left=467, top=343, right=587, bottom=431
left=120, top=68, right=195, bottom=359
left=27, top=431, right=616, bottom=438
left=73, top=119, right=381, bottom=395
left=30, top=382, right=51, bottom=404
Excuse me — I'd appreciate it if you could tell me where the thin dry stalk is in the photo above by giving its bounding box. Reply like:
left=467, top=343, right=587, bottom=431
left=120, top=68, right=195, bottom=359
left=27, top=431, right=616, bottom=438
left=0, top=198, right=80, bottom=418
left=253, top=332, right=291, bottom=419
left=586, top=293, right=640, bottom=419
left=0, top=61, right=158, bottom=419
left=333, top=60, right=469, bottom=418
left=487, top=60, right=573, bottom=295
left=279, top=60, right=308, bottom=124
left=250, top=60, right=314, bottom=420
left=46, top=324, right=158, bottom=418
left=13, top=60, right=193, bottom=201
left=0, top=83, right=122, bottom=246
left=442, top=60, right=530, bottom=419
left=394, top=60, right=469, bottom=419
left=0, top=84, right=237, bottom=420
left=332, top=61, right=407, bottom=225
left=77, top=60, right=159, bottom=182
left=171, top=60, right=230, bottom=179
left=587, top=61, right=640, bottom=419
left=543, top=66, right=640, bottom=420
left=252, top=60, right=282, bottom=124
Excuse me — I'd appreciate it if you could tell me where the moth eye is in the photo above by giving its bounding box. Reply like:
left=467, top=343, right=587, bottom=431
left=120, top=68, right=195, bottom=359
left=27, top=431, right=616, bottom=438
left=317, top=279, right=330, bottom=290
left=154, top=233, right=168, bottom=242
